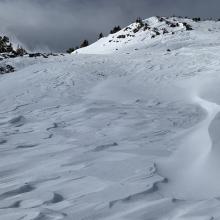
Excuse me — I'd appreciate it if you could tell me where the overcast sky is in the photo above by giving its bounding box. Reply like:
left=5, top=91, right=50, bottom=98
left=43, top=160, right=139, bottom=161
left=0, top=0, right=219, bottom=52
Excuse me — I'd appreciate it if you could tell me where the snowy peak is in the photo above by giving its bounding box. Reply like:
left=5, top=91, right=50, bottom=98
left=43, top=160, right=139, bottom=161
left=73, top=16, right=194, bottom=54
left=122, top=16, right=191, bottom=37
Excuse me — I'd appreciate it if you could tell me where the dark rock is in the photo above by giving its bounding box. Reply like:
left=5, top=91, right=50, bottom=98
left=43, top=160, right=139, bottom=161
left=183, top=22, right=193, bottom=31
left=117, top=35, right=126, bottom=39
left=0, top=65, right=15, bottom=74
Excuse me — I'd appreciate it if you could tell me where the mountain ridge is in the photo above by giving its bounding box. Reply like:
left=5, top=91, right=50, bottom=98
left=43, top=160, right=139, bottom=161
left=73, top=16, right=220, bottom=55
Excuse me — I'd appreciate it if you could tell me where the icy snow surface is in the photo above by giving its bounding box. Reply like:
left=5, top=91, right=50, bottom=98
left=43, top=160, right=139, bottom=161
left=1, top=17, right=220, bottom=219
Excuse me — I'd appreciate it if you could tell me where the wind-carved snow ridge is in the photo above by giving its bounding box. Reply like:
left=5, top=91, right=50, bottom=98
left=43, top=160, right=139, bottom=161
left=158, top=87, right=220, bottom=200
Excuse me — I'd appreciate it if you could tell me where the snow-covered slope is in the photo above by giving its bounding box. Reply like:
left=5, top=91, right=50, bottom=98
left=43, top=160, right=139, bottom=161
left=1, top=17, right=220, bottom=219
left=74, top=16, right=197, bottom=54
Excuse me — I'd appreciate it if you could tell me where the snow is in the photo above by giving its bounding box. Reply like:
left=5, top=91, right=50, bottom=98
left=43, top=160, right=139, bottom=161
left=73, top=16, right=191, bottom=55
left=1, top=17, right=220, bottom=219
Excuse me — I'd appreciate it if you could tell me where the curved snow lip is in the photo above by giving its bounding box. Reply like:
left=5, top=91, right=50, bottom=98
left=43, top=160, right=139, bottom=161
left=158, top=84, right=220, bottom=200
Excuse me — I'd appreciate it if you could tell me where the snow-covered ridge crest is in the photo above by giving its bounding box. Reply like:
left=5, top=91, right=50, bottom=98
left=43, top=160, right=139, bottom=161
left=73, top=16, right=194, bottom=54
